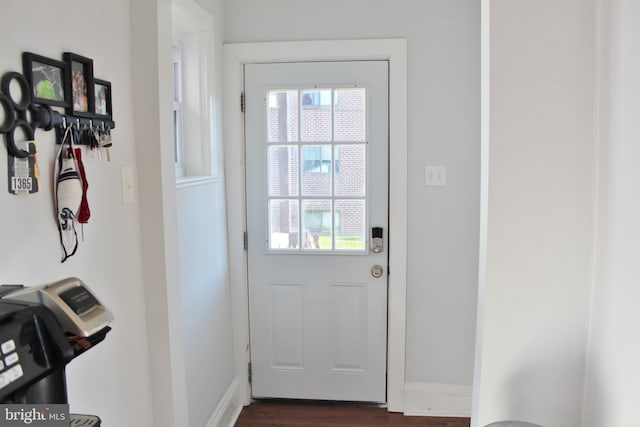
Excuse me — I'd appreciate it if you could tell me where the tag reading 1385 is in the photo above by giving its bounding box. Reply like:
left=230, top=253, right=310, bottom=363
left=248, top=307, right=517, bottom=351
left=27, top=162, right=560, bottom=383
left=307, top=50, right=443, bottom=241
left=11, top=177, right=32, bottom=192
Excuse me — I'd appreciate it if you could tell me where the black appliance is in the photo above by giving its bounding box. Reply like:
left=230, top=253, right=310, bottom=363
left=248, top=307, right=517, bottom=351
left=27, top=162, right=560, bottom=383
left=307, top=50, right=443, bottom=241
left=0, top=278, right=113, bottom=426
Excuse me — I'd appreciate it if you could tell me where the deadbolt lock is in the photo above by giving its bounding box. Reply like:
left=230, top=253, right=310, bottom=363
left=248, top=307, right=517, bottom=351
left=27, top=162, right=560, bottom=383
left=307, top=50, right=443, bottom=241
left=371, top=227, right=384, bottom=253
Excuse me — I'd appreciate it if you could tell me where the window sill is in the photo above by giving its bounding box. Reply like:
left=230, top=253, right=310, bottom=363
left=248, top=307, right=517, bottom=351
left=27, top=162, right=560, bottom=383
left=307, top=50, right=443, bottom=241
left=176, top=175, right=221, bottom=189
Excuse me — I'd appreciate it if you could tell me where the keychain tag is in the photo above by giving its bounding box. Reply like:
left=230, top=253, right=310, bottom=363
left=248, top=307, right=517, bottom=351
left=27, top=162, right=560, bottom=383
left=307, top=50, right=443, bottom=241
left=99, top=133, right=112, bottom=162
left=7, top=140, right=39, bottom=195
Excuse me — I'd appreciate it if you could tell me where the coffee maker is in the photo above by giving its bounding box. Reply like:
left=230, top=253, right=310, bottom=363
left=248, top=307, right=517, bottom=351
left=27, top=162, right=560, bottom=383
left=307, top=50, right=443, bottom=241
left=0, top=277, right=113, bottom=426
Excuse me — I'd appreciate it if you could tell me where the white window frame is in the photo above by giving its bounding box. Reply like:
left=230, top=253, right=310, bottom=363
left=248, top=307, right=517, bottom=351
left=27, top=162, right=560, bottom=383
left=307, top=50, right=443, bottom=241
left=172, top=43, right=185, bottom=177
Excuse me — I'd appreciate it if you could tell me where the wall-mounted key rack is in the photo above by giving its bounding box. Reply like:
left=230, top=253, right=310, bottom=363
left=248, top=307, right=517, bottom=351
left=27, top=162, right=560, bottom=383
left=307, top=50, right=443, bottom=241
left=0, top=51, right=115, bottom=158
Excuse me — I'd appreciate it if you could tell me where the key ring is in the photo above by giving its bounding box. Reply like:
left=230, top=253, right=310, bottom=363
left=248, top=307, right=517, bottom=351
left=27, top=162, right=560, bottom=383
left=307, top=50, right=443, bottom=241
left=6, top=118, right=34, bottom=158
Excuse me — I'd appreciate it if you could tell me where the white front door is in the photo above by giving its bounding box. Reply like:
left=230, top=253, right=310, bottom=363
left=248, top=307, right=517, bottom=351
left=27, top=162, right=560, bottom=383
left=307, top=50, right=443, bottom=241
left=245, top=61, right=389, bottom=402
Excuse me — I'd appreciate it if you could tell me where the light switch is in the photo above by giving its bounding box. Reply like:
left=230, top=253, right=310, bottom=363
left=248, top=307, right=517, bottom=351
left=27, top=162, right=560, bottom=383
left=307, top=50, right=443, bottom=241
left=424, top=165, right=446, bottom=187
left=121, top=166, right=135, bottom=204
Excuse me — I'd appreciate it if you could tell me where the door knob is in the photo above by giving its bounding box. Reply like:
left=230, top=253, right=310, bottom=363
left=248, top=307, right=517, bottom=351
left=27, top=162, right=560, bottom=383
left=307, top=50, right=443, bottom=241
left=371, top=265, right=383, bottom=278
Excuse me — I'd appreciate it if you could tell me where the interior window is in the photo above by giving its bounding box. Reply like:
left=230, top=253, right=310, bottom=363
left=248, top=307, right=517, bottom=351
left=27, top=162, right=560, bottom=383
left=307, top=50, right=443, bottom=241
left=171, top=0, right=216, bottom=180
left=172, top=44, right=184, bottom=177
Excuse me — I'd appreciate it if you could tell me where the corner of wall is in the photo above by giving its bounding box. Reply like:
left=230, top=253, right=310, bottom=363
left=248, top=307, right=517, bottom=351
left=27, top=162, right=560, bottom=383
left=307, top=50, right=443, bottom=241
left=130, top=0, right=187, bottom=425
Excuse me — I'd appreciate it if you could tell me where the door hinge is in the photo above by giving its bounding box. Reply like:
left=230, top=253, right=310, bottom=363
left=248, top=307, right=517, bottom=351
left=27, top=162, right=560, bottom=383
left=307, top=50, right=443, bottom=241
left=243, top=231, right=248, bottom=251
left=248, top=362, right=252, bottom=384
left=240, top=92, right=245, bottom=113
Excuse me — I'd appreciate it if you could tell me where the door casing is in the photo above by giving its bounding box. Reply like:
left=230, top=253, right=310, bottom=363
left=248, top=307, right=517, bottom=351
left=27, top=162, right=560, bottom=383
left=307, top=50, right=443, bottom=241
left=223, top=39, right=408, bottom=412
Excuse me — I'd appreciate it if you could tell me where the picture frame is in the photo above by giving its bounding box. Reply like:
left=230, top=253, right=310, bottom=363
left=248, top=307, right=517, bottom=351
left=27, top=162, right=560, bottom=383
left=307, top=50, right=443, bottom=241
left=63, top=52, right=94, bottom=117
left=22, top=52, right=69, bottom=108
left=93, top=79, right=112, bottom=120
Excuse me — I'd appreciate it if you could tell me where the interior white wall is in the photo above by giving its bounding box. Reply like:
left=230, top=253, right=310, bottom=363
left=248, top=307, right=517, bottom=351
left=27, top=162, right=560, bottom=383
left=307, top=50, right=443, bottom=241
left=473, top=1, right=597, bottom=426
left=584, top=0, right=640, bottom=426
left=176, top=180, right=235, bottom=426
left=224, top=0, right=480, bottom=390
left=174, top=0, right=237, bottom=425
left=0, top=1, right=153, bottom=426
left=133, top=0, right=237, bottom=425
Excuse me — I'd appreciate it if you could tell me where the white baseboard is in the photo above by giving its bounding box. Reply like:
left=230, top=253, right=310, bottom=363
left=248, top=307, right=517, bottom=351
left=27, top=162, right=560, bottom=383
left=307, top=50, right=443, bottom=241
left=206, top=378, right=244, bottom=427
left=403, top=382, right=472, bottom=417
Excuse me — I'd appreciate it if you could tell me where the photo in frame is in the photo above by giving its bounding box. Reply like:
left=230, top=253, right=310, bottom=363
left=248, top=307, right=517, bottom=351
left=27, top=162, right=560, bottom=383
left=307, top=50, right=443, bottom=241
left=64, top=52, right=94, bottom=117
left=93, top=79, right=112, bottom=120
left=22, top=52, right=69, bottom=107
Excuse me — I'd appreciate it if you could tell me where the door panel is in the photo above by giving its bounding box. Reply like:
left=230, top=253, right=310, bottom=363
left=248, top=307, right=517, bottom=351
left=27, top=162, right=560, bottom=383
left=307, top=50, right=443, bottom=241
left=329, top=283, right=368, bottom=372
left=269, top=283, right=304, bottom=369
left=245, top=61, right=388, bottom=402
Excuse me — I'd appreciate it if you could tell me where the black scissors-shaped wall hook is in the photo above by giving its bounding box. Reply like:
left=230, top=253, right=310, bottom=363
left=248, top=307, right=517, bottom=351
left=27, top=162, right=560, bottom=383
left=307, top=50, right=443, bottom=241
left=0, top=71, right=34, bottom=158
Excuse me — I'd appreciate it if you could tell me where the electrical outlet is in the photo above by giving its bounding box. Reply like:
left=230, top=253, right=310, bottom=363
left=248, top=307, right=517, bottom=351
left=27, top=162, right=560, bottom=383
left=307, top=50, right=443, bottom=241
left=424, top=165, right=446, bottom=187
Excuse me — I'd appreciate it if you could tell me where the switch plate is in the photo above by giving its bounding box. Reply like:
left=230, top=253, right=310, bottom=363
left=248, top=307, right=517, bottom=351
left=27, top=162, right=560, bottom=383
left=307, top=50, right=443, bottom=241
left=424, top=165, right=446, bottom=186
left=121, top=166, right=135, bottom=204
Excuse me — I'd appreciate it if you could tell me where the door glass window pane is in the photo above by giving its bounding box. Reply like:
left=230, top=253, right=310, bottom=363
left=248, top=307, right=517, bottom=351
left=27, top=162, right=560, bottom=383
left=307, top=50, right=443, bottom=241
left=334, top=144, right=365, bottom=197
left=302, top=200, right=332, bottom=250
left=268, top=90, right=299, bottom=142
left=268, top=145, right=299, bottom=196
left=301, top=89, right=332, bottom=142
left=334, top=200, right=366, bottom=251
left=270, top=199, right=300, bottom=249
left=301, top=145, right=332, bottom=196
left=334, top=88, right=366, bottom=142
left=266, top=86, right=369, bottom=253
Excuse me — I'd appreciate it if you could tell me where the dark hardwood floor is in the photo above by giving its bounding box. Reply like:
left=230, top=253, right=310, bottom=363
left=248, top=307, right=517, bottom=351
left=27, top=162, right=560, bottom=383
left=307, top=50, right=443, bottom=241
left=234, top=401, right=471, bottom=427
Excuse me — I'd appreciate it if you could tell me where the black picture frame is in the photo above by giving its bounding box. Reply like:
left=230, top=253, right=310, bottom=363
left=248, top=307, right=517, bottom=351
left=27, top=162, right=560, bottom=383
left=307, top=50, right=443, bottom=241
left=22, top=52, right=69, bottom=108
left=93, top=78, right=112, bottom=120
left=64, top=52, right=94, bottom=117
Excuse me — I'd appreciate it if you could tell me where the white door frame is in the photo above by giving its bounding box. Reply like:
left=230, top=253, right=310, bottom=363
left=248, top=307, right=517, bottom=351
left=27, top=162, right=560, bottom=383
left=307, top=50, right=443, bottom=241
left=223, top=39, right=408, bottom=412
